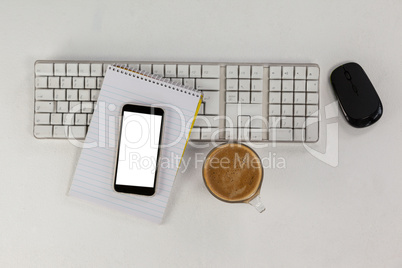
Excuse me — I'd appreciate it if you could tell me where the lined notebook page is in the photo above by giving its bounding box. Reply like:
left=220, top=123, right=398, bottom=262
left=69, top=66, right=202, bottom=223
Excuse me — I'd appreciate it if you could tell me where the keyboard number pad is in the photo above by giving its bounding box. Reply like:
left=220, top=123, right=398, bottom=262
left=268, top=65, right=319, bottom=142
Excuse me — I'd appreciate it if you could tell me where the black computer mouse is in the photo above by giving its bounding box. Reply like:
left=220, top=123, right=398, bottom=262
left=330, top=62, right=383, bottom=128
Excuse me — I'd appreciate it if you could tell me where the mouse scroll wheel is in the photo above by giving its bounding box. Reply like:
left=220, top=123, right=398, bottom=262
left=344, top=71, right=352, bottom=80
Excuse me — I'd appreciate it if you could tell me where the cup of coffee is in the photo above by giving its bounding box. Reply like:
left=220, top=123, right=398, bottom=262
left=202, top=143, right=265, bottom=212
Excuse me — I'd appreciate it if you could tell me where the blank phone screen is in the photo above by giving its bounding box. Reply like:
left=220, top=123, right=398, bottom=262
left=115, top=111, right=163, bottom=188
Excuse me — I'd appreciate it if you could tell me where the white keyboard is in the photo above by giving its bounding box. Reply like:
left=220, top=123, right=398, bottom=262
left=34, top=61, right=320, bottom=142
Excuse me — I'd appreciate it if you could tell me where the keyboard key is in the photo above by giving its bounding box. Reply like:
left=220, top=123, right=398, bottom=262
left=281, top=92, right=293, bottom=104
left=75, top=114, right=87, bottom=125
left=177, top=65, right=189, bottom=78
left=202, top=91, right=219, bottom=114
left=239, top=92, right=250, bottom=103
left=91, top=63, right=103, bottom=76
left=36, top=89, right=53, bottom=100
left=35, top=63, right=53, bottom=76
left=54, top=89, right=65, bottom=101
left=34, top=125, right=53, bottom=138
left=81, top=102, right=94, bottom=113
left=196, top=79, right=219, bottom=90
left=67, top=63, right=78, bottom=76
left=69, top=126, right=87, bottom=139
left=183, top=79, right=195, bottom=88
left=165, top=65, right=177, bottom=77
left=190, top=65, right=201, bottom=78
left=66, top=89, right=78, bottom=101
left=140, top=64, right=152, bottom=73
left=281, top=104, right=293, bottom=116
left=87, top=114, right=93, bottom=125
left=251, top=92, right=262, bottom=103
left=63, top=114, right=75, bottom=125
left=250, top=129, right=263, bottom=141
left=35, top=113, right=50, bottom=124
left=307, top=80, right=318, bottom=92
left=57, top=101, right=69, bottom=113
left=281, top=117, right=293, bottom=128
left=226, top=66, right=238, bottom=78
left=269, top=116, right=281, bottom=128
left=251, top=80, right=263, bottom=91
left=69, top=102, right=81, bottom=113
left=238, top=128, right=250, bottom=140
left=269, top=104, right=281, bottom=116
left=239, top=66, right=251, bottom=79
left=91, top=90, right=100, bottom=101
left=294, top=80, right=306, bottom=92
left=282, top=80, right=293, bottom=91
left=293, top=129, right=304, bottom=141
left=79, top=90, right=91, bottom=101
left=202, top=65, right=220, bottom=78
left=239, top=80, right=250, bottom=91
left=306, top=93, right=319, bottom=104
left=269, top=80, right=281, bottom=91
left=306, top=105, right=319, bottom=116
left=35, top=77, right=48, bottom=88
left=53, top=126, right=68, bottom=138
left=251, top=66, right=263, bottom=79
left=51, top=113, right=62, bottom=125
left=73, top=77, right=84, bottom=88
left=294, top=93, right=306, bottom=104
left=48, top=77, right=60, bottom=88
left=226, top=91, right=238, bottom=103
left=294, top=105, right=306, bottom=116
left=60, top=77, right=72, bottom=88
left=79, top=64, right=90, bottom=76
left=294, top=117, right=306, bottom=128
left=54, top=64, right=66, bottom=76
left=269, top=128, right=293, bottom=141
left=282, top=66, right=294, bottom=79
left=35, top=101, right=55, bottom=113
left=306, top=117, right=319, bottom=142
left=153, top=64, right=164, bottom=76
left=226, top=79, right=238, bottom=90
left=269, top=92, right=281, bottom=103
left=225, top=128, right=237, bottom=140
left=97, top=78, right=104, bottom=88
left=85, top=77, right=97, bottom=88
left=295, top=66, right=306, bottom=79
left=269, top=66, right=281, bottom=79
left=103, top=64, right=110, bottom=75
left=307, top=66, right=319, bottom=80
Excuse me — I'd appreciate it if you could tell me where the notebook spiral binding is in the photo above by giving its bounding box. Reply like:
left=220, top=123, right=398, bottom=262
left=111, top=64, right=201, bottom=98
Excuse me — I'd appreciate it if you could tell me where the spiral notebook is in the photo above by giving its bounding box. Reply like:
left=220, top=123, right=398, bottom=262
left=69, top=65, right=203, bottom=223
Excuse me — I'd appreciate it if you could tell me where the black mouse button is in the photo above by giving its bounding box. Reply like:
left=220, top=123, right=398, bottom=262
left=343, top=63, right=379, bottom=116
left=344, top=71, right=351, bottom=80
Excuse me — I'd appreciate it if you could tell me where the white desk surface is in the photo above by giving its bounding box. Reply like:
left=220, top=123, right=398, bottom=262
left=1, top=0, right=401, bottom=267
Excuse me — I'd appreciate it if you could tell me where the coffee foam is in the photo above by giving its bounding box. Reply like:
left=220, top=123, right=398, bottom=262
left=203, top=143, right=262, bottom=202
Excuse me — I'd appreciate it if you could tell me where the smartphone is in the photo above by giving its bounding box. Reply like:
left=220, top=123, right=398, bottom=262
left=114, top=104, right=164, bottom=196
